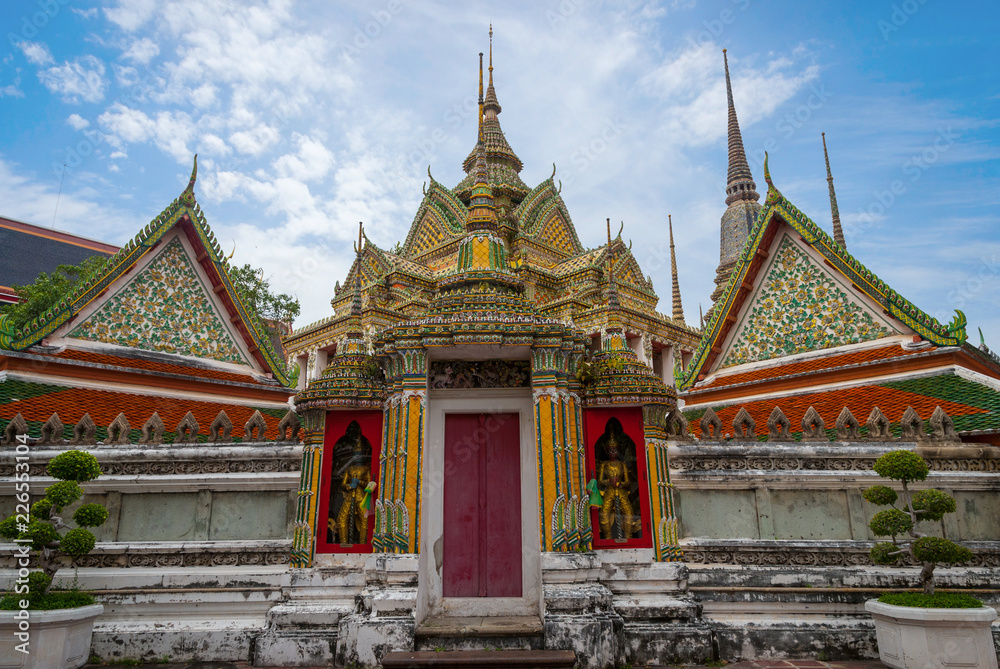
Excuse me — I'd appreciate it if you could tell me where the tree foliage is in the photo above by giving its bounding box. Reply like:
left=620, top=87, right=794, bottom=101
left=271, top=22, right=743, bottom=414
left=228, top=263, right=300, bottom=325
left=0, top=256, right=108, bottom=330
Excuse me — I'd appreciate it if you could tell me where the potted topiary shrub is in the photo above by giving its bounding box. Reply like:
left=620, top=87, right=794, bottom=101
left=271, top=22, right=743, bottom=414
left=0, top=448, right=108, bottom=669
left=862, top=449, right=997, bottom=669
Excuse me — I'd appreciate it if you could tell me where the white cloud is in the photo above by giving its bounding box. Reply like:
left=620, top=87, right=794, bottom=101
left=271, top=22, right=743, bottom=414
left=66, top=113, right=90, bottom=130
left=639, top=42, right=819, bottom=147
left=189, top=83, right=217, bottom=109
left=0, top=70, right=23, bottom=98
left=123, top=37, right=159, bottom=64
left=230, top=123, right=281, bottom=156
left=98, top=103, right=195, bottom=162
left=38, top=55, right=107, bottom=103
left=273, top=134, right=335, bottom=182
left=104, top=0, right=158, bottom=32
left=18, top=41, right=54, bottom=66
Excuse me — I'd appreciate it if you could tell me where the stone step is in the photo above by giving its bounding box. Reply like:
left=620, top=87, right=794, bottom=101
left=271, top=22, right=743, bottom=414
left=415, top=616, right=544, bottom=637
left=413, top=616, right=545, bottom=652
left=382, top=649, right=576, bottom=668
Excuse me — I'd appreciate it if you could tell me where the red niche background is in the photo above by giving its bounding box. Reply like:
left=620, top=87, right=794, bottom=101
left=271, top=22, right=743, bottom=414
left=583, top=406, right=652, bottom=549
left=315, top=410, right=383, bottom=554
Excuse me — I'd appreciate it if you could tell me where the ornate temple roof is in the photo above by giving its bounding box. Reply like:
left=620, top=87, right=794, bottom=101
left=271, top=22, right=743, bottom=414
left=0, top=158, right=293, bottom=387
left=677, top=156, right=969, bottom=393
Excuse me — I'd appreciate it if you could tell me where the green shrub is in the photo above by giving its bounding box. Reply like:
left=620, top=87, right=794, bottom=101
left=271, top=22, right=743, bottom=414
left=878, top=592, right=983, bottom=608
left=0, top=590, right=94, bottom=611
left=73, top=503, right=109, bottom=528
left=912, top=536, right=973, bottom=564
left=911, top=489, right=956, bottom=521
left=873, top=450, right=929, bottom=482
left=870, top=509, right=913, bottom=538
left=865, top=449, right=976, bottom=598
left=60, top=529, right=97, bottom=557
left=870, top=541, right=903, bottom=565
left=24, top=519, right=59, bottom=551
left=31, top=499, right=53, bottom=520
left=45, top=480, right=82, bottom=510
left=862, top=485, right=897, bottom=506
left=0, top=449, right=108, bottom=609
left=48, top=450, right=102, bottom=482
left=0, top=515, right=18, bottom=540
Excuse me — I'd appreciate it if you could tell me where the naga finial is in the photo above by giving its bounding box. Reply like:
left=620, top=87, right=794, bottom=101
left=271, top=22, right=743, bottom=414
left=354, top=222, right=364, bottom=256
left=181, top=154, right=198, bottom=203
left=551, top=162, right=557, bottom=178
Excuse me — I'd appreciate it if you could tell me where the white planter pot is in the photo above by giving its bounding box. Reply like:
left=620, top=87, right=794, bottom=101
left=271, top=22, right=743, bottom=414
left=866, top=599, right=998, bottom=669
left=0, top=604, right=104, bottom=669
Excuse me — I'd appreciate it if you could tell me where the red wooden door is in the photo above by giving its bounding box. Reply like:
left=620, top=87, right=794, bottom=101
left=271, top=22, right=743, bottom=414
left=443, top=412, right=522, bottom=597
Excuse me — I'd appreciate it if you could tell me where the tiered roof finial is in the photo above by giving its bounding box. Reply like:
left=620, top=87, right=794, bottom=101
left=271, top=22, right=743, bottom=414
left=350, top=222, right=364, bottom=319
left=462, top=28, right=522, bottom=176
left=723, top=49, right=758, bottom=206
left=669, top=215, right=685, bottom=324
left=822, top=132, right=845, bottom=248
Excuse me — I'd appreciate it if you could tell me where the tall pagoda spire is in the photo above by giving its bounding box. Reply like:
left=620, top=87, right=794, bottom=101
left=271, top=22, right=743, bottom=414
left=822, top=132, right=845, bottom=248
left=669, top=215, right=685, bottom=324
left=723, top=49, right=758, bottom=206
left=710, top=49, right=762, bottom=308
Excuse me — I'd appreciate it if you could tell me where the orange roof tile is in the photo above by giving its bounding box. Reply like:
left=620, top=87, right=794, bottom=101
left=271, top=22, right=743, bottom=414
left=1, top=381, right=285, bottom=441
left=693, top=344, right=936, bottom=391
left=686, top=383, right=983, bottom=439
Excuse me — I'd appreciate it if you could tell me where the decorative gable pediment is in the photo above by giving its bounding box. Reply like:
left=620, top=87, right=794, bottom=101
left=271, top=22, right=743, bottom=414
left=534, top=210, right=581, bottom=257
left=67, top=236, right=251, bottom=366
left=401, top=183, right=465, bottom=259
left=717, top=233, right=899, bottom=370
left=676, top=157, right=967, bottom=391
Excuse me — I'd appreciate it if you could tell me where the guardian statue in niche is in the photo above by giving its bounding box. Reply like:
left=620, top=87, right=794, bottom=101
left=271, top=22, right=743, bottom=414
left=327, top=420, right=373, bottom=545
left=595, top=418, right=641, bottom=540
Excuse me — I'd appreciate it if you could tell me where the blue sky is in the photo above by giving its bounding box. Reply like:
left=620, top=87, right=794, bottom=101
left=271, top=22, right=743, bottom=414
left=1, top=0, right=998, bottom=344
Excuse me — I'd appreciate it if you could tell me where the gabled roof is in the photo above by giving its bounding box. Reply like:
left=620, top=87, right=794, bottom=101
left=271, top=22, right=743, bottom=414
left=0, top=216, right=118, bottom=288
left=677, top=156, right=968, bottom=391
left=0, top=158, right=292, bottom=387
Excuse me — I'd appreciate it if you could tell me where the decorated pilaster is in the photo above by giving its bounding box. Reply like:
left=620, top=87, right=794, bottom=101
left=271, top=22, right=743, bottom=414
left=291, top=408, right=326, bottom=568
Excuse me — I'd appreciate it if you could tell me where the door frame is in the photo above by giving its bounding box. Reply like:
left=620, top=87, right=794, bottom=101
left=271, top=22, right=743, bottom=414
left=417, top=388, right=541, bottom=622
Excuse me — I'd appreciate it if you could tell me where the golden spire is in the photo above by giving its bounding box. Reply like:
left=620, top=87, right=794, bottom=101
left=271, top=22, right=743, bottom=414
left=478, top=51, right=484, bottom=143
left=822, top=132, right=845, bottom=248
left=669, top=215, right=685, bottom=324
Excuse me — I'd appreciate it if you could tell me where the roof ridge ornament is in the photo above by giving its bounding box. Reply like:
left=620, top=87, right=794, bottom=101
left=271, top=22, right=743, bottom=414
left=181, top=154, right=198, bottom=204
